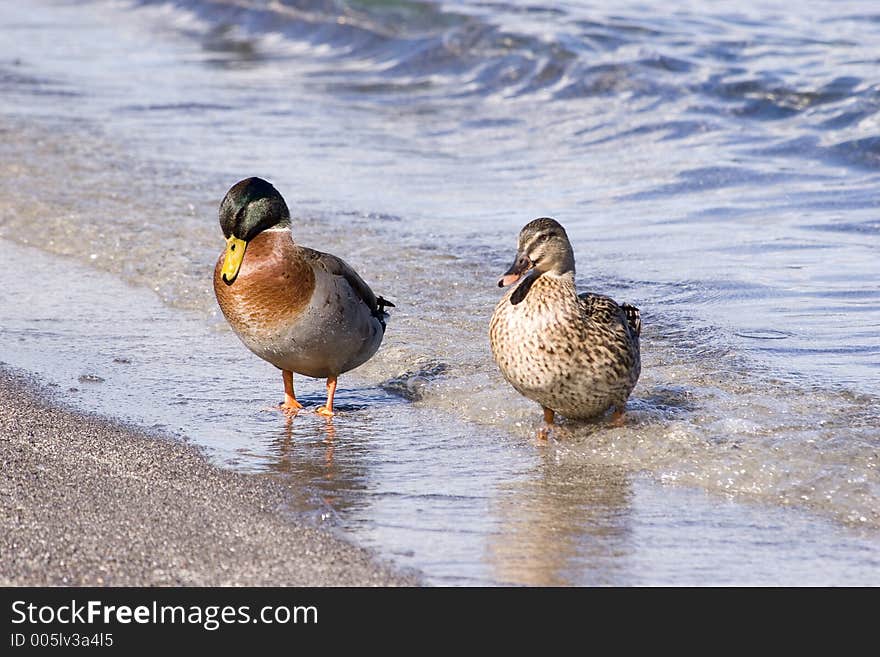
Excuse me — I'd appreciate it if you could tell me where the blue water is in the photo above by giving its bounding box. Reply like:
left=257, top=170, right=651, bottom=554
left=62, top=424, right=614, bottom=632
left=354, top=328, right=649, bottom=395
left=0, top=0, right=878, bottom=584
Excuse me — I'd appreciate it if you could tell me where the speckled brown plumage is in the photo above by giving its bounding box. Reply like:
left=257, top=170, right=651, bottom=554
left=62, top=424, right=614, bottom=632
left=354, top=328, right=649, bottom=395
left=490, top=218, right=641, bottom=421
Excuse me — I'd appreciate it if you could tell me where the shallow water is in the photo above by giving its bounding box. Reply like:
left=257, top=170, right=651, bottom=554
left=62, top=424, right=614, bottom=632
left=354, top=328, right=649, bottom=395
left=4, top=240, right=879, bottom=585
left=1, top=0, right=879, bottom=584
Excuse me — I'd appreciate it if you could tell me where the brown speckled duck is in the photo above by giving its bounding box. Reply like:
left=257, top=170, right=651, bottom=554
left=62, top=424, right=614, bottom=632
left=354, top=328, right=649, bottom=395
left=213, top=177, right=393, bottom=416
left=489, top=218, right=641, bottom=430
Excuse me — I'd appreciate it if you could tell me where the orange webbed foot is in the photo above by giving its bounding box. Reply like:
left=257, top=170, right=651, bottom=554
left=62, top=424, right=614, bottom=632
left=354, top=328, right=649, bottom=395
left=278, top=399, right=304, bottom=415
left=315, top=405, right=335, bottom=418
left=609, top=408, right=626, bottom=427
left=536, top=406, right=555, bottom=441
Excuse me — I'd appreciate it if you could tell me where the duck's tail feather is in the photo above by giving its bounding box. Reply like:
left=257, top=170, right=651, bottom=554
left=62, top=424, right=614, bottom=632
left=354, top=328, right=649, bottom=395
left=621, top=303, right=641, bottom=337
left=374, top=296, right=395, bottom=331
left=377, top=296, right=395, bottom=310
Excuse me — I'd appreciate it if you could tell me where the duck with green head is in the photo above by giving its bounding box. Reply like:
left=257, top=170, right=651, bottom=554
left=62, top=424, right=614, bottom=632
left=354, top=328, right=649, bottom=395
left=213, top=177, right=393, bottom=416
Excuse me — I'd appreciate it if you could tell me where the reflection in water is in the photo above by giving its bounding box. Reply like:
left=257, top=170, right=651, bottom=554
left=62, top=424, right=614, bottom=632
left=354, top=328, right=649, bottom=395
left=265, top=414, right=368, bottom=516
left=488, top=444, right=633, bottom=586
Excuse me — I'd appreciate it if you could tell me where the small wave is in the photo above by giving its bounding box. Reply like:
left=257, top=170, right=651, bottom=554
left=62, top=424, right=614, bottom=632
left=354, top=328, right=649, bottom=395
left=827, top=137, right=880, bottom=169
left=0, top=63, right=80, bottom=97
left=620, top=166, right=801, bottom=201
left=379, top=358, right=450, bottom=401
left=804, top=219, right=880, bottom=235
left=112, top=0, right=880, bottom=183
left=119, top=102, right=235, bottom=112
left=735, top=329, right=792, bottom=340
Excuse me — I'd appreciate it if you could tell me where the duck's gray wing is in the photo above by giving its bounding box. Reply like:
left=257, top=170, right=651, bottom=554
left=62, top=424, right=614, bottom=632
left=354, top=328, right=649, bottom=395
left=299, top=247, right=395, bottom=323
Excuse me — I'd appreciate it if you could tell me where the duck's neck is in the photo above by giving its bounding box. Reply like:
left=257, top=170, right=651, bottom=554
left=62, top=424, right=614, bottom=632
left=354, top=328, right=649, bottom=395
left=538, top=269, right=576, bottom=290
left=260, top=225, right=294, bottom=242
left=523, top=270, right=577, bottom=302
left=541, top=271, right=577, bottom=299
left=539, top=244, right=575, bottom=277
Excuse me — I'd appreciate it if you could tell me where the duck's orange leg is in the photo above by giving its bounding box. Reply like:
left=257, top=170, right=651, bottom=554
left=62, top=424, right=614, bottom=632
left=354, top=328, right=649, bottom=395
left=278, top=370, right=303, bottom=415
left=538, top=406, right=555, bottom=440
left=316, top=376, right=337, bottom=417
left=610, top=407, right=626, bottom=427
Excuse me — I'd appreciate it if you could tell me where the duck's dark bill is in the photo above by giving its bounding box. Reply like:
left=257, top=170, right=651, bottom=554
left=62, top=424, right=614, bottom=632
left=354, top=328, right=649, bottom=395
left=498, top=253, right=532, bottom=287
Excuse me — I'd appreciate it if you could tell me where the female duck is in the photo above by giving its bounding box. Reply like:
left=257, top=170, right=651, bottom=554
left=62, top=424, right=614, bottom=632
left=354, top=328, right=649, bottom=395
left=213, top=177, right=393, bottom=416
left=489, top=218, right=640, bottom=428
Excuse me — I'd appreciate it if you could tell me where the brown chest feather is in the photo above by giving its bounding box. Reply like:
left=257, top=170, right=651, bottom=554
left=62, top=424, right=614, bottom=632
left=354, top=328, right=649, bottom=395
left=213, top=231, right=315, bottom=330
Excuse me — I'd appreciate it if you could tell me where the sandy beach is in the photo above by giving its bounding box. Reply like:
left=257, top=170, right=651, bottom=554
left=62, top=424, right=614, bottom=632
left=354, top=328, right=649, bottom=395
left=0, top=367, right=418, bottom=586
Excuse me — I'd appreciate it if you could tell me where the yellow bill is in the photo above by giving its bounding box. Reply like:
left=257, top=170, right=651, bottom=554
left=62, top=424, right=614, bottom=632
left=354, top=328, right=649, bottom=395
left=220, top=236, right=248, bottom=285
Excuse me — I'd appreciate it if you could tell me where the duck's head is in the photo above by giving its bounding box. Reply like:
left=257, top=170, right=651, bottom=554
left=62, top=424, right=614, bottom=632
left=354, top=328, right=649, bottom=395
left=218, top=177, right=291, bottom=285
left=498, top=217, right=575, bottom=287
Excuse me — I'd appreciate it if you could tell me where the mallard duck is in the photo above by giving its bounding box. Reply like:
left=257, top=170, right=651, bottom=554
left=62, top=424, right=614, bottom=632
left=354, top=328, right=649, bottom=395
left=489, top=217, right=641, bottom=429
left=213, top=177, right=393, bottom=416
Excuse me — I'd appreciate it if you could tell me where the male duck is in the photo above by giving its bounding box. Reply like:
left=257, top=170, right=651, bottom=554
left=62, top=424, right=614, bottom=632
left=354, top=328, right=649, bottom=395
left=489, top=218, right=640, bottom=429
left=213, top=177, right=393, bottom=416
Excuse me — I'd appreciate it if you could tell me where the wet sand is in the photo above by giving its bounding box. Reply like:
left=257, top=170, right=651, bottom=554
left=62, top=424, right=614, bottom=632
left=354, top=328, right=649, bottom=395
left=0, top=367, right=418, bottom=587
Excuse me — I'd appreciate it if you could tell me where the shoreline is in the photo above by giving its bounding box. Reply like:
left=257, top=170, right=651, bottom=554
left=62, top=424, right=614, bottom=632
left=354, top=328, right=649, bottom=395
left=0, top=366, right=419, bottom=586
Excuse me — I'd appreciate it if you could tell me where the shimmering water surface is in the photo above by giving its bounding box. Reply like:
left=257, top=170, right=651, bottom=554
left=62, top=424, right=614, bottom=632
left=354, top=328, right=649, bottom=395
left=1, top=0, right=878, bottom=584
